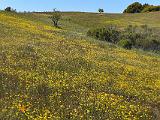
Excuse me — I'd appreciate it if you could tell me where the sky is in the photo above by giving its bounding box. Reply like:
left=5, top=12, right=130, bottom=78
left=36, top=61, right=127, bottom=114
left=0, top=0, right=159, bottom=13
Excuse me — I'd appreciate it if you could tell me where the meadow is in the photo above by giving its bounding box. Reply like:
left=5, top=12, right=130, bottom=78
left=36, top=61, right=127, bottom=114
left=0, top=11, right=160, bottom=119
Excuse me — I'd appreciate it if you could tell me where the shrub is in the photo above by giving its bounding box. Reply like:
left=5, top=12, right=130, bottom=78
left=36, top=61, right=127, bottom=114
left=142, top=6, right=160, bottom=12
left=122, top=25, right=142, bottom=45
left=87, top=25, right=120, bottom=43
left=118, top=39, right=132, bottom=49
left=123, top=2, right=160, bottom=13
left=142, top=3, right=150, bottom=10
left=4, top=7, right=16, bottom=12
left=135, top=38, right=160, bottom=51
left=121, top=25, right=160, bottom=51
left=5, top=7, right=12, bottom=12
left=87, top=25, right=160, bottom=52
left=123, top=2, right=143, bottom=13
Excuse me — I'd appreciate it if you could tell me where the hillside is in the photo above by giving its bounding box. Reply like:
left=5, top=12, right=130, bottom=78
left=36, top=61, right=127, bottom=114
left=0, top=11, right=160, bottom=119
left=61, top=12, right=160, bottom=30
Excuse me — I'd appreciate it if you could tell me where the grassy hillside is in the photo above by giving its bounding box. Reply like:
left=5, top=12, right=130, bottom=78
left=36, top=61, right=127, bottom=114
left=0, top=11, right=160, bottom=119
left=60, top=12, right=160, bottom=31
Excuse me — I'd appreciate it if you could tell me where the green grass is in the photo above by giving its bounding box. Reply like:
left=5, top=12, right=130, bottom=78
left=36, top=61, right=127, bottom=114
left=0, top=11, right=160, bottom=119
left=60, top=12, right=160, bottom=30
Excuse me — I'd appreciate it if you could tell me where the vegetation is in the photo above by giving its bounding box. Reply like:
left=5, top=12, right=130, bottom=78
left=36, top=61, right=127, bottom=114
left=59, top=12, right=160, bottom=31
left=142, top=6, right=160, bottom=13
left=87, top=25, right=160, bottom=52
left=117, top=39, right=132, bottom=49
left=98, top=8, right=104, bottom=14
left=5, top=7, right=12, bottom=12
left=4, top=7, right=16, bottom=12
left=0, top=11, right=160, bottom=120
left=123, top=2, right=160, bottom=13
left=87, top=25, right=120, bottom=43
left=49, top=9, right=62, bottom=27
left=123, top=2, right=143, bottom=13
left=122, top=25, right=160, bottom=51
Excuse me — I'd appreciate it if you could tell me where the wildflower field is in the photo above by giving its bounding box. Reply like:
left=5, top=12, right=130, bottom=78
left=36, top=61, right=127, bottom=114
left=0, top=11, right=160, bottom=119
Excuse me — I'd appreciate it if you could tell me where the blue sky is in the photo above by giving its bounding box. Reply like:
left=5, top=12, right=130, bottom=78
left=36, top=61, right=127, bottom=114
left=0, top=0, right=159, bottom=13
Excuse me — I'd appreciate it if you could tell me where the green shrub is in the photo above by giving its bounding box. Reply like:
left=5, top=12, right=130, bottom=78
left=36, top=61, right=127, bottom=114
left=123, top=2, right=143, bottom=13
left=123, top=2, right=160, bottom=13
left=4, top=7, right=16, bottom=12
left=118, top=39, right=132, bottom=49
left=142, top=6, right=160, bottom=12
left=142, top=3, right=150, bottom=10
left=87, top=25, right=120, bottom=43
left=5, top=7, right=12, bottom=12
left=87, top=25, right=160, bottom=52
left=121, top=25, right=160, bottom=51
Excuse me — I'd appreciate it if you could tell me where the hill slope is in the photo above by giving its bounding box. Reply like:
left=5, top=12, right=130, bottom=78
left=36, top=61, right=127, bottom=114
left=0, top=12, right=160, bottom=119
left=60, top=12, right=160, bottom=31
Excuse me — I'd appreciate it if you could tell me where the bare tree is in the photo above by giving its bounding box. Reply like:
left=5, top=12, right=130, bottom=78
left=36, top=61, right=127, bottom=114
left=49, top=9, right=62, bottom=27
